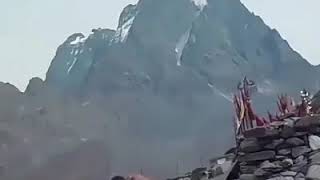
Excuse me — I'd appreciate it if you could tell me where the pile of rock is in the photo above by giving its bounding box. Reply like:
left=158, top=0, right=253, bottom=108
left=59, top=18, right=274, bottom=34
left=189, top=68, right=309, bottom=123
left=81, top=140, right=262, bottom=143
left=238, top=115, right=320, bottom=180
left=167, top=153, right=236, bottom=180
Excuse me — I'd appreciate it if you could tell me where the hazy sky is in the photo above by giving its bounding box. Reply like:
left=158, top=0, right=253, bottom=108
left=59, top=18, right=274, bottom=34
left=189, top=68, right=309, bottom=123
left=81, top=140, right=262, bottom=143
left=0, top=0, right=319, bottom=90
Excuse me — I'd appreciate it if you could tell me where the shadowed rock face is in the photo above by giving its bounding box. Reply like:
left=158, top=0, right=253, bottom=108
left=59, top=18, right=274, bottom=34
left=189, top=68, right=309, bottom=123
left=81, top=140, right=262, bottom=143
left=1, top=0, right=320, bottom=179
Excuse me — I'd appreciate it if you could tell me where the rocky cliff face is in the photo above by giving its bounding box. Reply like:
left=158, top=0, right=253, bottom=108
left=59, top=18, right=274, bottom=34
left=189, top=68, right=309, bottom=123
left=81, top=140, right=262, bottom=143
left=1, top=0, right=320, bottom=179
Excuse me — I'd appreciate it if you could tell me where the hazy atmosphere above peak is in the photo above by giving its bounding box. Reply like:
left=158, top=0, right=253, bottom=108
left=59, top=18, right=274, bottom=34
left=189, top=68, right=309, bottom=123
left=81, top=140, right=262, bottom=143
left=0, top=0, right=319, bottom=90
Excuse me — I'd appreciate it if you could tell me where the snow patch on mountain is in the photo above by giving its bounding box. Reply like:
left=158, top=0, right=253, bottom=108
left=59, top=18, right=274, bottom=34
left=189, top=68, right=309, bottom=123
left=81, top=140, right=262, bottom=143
left=257, top=80, right=275, bottom=95
left=114, top=16, right=135, bottom=43
left=67, top=57, right=78, bottom=74
left=81, top=101, right=90, bottom=107
left=191, top=0, right=208, bottom=11
left=175, top=29, right=191, bottom=66
left=70, top=36, right=87, bottom=45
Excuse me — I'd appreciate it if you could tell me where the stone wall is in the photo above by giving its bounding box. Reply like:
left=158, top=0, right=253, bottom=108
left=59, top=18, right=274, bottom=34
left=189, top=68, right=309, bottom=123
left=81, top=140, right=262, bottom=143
left=238, top=115, right=320, bottom=180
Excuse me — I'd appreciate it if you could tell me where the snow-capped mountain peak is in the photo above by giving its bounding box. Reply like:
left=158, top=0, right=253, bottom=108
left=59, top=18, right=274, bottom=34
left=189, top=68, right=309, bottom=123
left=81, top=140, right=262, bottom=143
left=191, top=0, right=208, bottom=10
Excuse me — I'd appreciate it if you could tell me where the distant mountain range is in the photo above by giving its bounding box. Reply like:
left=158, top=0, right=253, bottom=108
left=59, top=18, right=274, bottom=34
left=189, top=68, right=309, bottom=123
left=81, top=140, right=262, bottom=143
left=1, top=0, right=320, bottom=179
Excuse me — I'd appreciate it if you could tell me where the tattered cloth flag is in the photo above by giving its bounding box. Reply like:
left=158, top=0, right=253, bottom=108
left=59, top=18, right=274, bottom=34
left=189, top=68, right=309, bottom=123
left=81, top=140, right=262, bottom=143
left=234, top=78, right=265, bottom=137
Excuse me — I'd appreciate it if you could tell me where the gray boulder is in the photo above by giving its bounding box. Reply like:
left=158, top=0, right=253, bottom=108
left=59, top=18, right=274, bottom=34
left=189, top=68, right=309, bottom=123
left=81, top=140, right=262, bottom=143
left=239, top=151, right=276, bottom=162
left=239, top=174, right=258, bottom=180
left=309, top=135, right=320, bottom=151
left=285, top=137, right=305, bottom=147
left=291, top=146, right=311, bottom=158
left=280, top=158, right=293, bottom=168
left=267, top=176, right=294, bottom=180
left=309, top=151, right=320, bottom=164
left=290, top=156, right=308, bottom=172
left=280, top=171, right=297, bottom=177
left=306, top=165, right=320, bottom=180
left=278, top=149, right=291, bottom=156
left=240, top=138, right=262, bottom=153
left=295, top=116, right=320, bottom=129
left=265, top=139, right=285, bottom=149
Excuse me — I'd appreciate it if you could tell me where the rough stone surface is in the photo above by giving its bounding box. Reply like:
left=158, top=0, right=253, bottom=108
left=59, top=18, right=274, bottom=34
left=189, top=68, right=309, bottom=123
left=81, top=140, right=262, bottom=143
left=280, top=158, right=293, bottom=168
left=254, top=161, right=284, bottom=177
left=240, top=138, right=262, bottom=153
left=294, top=173, right=305, bottom=179
left=243, top=128, right=267, bottom=138
left=309, top=151, right=320, bottom=164
left=291, top=146, right=311, bottom=158
left=275, top=156, right=287, bottom=161
left=234, top=112, right=320, bottom=180
left=239, top=174, right=258, bottom=180
left=240, top=165, right=257, bottom=174
left=267, top=176, right=294, bottom=180
left=292, top=132, right=307, bottom=137
left=260, top=161, right=283, bottom=172
left=265, top=139, right=284, bottom=149
left=285, top=137, right=305, bottom=147
left=278, top=149, right=291, bottom=156
left=306, top=165, right=320, bottom=180
left=281, top=126, right=296, bottom=138
left=295, top=115, right=320, bottom=129
left=290, top=156, right=308, bottom=172
left=254, top=168, right=272, bottom=177
left=309, top=135, right=320, bottom=151
left=310, top=126, right=320, bottom=134
left=239, top=151, right=276, bottom=162
left=284, top=119, right=295, bottom=127
left=280, top=171, right=297, bottom=176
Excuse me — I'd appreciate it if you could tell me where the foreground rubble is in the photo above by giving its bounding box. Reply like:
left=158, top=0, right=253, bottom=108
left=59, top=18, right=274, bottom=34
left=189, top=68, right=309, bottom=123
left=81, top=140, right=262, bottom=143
left=168, top=118, right=320, bottom=180
left=237, top=116, right=320, bottom=180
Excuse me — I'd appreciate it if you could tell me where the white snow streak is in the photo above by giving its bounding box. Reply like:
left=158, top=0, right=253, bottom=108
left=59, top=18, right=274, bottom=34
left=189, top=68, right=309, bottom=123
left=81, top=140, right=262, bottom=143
left=175, top=29, right=191, bottom=66
left=208, top=83, right=232, bottom=102
left=74, top=49, right=79, bottom=55
left=67, top=57, right=78, bottom=74
left=70, top=36, right=86, bottom=45
left=114, top=16, right=135, bottom=43
left=191, top=0, right=208, bottom=11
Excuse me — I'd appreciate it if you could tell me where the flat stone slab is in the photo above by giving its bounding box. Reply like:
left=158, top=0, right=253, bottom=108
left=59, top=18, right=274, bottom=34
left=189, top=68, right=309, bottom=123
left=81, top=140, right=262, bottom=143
left=291, top=146, right=311, bottom=158
left=239, top=174, right=258, bottom=180
left=280, top=171, right=297, bottom=176
left=309, top=151, right=320, bottom=164
left=265, top=139, right=284, bottom=149
left=259, top=160, right=283, bottom=173
left=240, top=165, right=257, bottom=174
left=280, top=158, right=293, bottom=168
left=240, top=138, right=262, bottom=153
left=285, top=137, right=305, bottom=147
left=266, top=176, right=294, bottom=180
left=280, top=126, right=296, bottom=138
left=306, top=165, right=320, bottom=180
left=239, top=150, right=276, bottom=162
left=295, top=115, right=320, bottom=129
left=278, top=149, right=291, bottom=156
left=243, top=128, right=279, bottom=138
left=290, top=155, right=308, bottom=172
